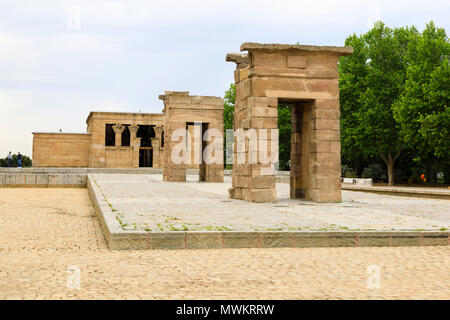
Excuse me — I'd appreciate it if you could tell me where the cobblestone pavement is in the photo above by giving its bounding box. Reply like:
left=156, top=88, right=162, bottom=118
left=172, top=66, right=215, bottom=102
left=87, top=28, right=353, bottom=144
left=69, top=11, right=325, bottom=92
left=92, top=174, right=450, bottom=232
left=0, top=188, right=449, bottom=299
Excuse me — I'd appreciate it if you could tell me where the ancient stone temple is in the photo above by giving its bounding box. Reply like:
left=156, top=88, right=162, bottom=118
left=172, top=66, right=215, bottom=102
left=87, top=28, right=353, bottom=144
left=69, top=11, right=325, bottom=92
left=227, top=43, right=353, bottom=203
left=159, top=91, right=224, bottom=182
left=33, top=112, right=165, bottom=168
left=32, top=92, right=224, bottom=175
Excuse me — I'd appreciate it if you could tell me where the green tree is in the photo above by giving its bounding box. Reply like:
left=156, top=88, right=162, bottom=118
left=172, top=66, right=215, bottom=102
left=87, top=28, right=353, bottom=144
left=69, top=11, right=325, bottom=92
left=339, top=33, right=369, bottom=175
left=339, top=22, right=417, bottom=185
left=393, top=21, right=450, bottom=182
left=224, top=83, right=235, bottom=131
left=223, top=84, right=235, bottom=168
left=277, top=106, right=291, bottom=171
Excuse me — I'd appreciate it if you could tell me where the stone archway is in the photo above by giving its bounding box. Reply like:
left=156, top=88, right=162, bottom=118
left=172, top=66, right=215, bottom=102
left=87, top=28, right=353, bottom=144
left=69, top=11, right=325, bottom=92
left=227, top=43, right=353, bottom=203
left=159, top=91, right=224, bottom=182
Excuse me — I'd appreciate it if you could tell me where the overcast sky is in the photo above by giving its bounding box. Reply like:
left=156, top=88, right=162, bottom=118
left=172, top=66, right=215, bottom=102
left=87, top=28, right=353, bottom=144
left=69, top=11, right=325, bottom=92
left=0, top=0, right=449, bottom=157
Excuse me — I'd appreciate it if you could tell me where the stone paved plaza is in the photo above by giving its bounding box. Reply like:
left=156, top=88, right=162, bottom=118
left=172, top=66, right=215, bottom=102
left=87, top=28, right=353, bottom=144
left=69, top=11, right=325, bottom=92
left=0, top=188, right=449, bottom=299
left=92, top=173, right=450, bottom=232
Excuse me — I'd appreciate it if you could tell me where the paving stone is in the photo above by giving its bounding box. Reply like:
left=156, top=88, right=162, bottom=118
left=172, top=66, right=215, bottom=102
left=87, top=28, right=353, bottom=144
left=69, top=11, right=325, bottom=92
left=0, top=187, right=449, bottom=300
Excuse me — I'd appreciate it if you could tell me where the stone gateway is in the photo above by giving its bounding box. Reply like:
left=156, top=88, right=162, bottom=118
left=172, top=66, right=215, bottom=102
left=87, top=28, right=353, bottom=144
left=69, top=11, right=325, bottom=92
left=227, top=43, right=352, bottom=203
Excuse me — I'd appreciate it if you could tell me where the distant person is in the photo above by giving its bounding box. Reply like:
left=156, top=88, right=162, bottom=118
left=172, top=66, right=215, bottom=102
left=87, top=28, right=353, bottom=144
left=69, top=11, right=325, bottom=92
left=7, top=151, right=13, bottom=167
left=17, top=152, right=22, bottom=168
left=420, top=174, right=427, bottom=183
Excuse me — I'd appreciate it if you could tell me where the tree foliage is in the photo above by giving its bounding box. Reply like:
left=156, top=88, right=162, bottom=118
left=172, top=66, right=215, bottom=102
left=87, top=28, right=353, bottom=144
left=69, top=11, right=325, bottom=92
left=223, top=84, right=235, bottom=168
left=224, top=83, right=235, bottom=132
left=277, top=106, right=291, bottom=171
left=338, top=22, right=446, bottom=185
left=393, top=22, right=450, bottom=181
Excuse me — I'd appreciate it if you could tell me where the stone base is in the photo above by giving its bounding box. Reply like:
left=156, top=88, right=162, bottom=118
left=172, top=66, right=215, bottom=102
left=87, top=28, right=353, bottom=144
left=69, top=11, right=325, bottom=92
left=230, top=187, right=276, bottom=203
left=306, top=189, right=342, bottom=202
left=163, top=175, right=187, bottom=182
left=203, top=176, right=224, bottom=183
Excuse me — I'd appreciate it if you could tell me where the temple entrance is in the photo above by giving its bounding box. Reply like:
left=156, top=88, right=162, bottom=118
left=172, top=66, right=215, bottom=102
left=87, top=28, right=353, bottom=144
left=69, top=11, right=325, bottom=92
left=186, top=122, right=209, bottom=181
left=159, top=91, right=224, bottom=183
left=139, top=147, right=153, bottom=167
left=137, top=125, right=155, bottom=167
left=278, top=99, right=314, bottom=199
left=137, top=125, right=155, bottom=147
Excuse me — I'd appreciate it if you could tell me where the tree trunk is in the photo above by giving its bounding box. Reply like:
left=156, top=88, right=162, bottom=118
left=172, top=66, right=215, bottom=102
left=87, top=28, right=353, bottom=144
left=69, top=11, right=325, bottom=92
left=387, top=159, right=394, bottom=186
left=380, top=149, right=401, bottom=187
left=353, top=158, right=359, bottom=177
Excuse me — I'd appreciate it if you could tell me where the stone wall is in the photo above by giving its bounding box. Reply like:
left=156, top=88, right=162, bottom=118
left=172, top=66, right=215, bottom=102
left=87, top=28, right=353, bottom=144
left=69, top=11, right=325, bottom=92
left=105, top=147, right=134, bottom=168
left=32, top=133, right=91, bottom=167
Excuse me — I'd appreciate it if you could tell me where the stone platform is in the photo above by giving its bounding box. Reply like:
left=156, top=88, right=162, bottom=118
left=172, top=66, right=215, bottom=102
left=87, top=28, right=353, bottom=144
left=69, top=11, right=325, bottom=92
left=342, top=184, right=450, bottom=200
left=87, top=173, right=450, bottom=249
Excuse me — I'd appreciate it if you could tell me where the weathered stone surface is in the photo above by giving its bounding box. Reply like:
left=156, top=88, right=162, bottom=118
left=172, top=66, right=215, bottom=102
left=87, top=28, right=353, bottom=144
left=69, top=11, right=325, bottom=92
left=35, top=174, right=49, bottom=185
left=287, top=55, right=307, bottom=69
left=240, top=42, right=353, bottom=55
left=242, top=188, right=276, bottom=203
left=32, top=132, right=91, bottom=167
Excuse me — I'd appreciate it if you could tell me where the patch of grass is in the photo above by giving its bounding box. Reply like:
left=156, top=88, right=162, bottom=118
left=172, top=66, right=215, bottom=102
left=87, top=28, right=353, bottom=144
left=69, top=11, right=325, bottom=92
left=115, top=215, right=129, bottom=230
left=263, top=227, right=284, bottom=231
left=215, top=226, right=232, bottom=231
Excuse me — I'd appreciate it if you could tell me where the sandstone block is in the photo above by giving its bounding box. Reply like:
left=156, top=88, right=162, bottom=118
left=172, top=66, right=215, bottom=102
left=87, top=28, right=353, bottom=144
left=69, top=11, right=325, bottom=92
left=314, top=99, right=339, bottom=110
left=310, top=141, right=331, bottom=153
left=306, top=189, right=341, bottom=203
left=311, top=129, right=340, bottom=141
left=312, top=119, right=340, bottom=130
left=248, top=106, right=278, bottom=118
left=242, top=188, right=276, bottom=203
left=251, top=175, right=275, bottom=189
left=25, top=173, right=36, bottom=185
left=287, top=55, right=306, bottom=68
left=36, top=174, right=49, bottom=185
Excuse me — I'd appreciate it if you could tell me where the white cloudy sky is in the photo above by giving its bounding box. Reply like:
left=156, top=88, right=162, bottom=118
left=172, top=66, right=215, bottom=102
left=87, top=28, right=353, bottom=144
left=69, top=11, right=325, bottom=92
left=0, top=0, right=449, bottom=157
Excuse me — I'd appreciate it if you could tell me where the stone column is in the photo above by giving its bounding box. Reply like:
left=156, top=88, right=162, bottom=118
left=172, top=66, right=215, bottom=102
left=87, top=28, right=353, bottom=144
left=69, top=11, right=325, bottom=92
left=307, top=99, right=342, bottom=202
left=203, top=121, right=224, bottom=183
left=228, top=70, right=278, bottom=203
left=129, top=125, right=139, bottom=168
left=154, top=126, right=164, bottom=169
left=151, top=126, right=163, bottom=168
left=112, top=124, right=125, bottom=147
left=162, top=121, right=186, bottom=182
left=151, top=139, right=160, bottom=168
